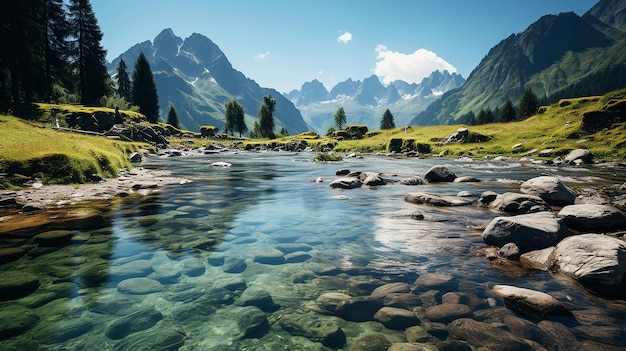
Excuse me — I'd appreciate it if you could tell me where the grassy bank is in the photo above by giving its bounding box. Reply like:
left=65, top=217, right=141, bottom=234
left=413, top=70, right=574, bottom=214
left=0, top=112, right=147, bottom=188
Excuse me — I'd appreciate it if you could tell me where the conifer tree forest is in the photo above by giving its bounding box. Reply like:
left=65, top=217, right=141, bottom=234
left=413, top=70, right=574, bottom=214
left=0, top=0, right=109, bottom=105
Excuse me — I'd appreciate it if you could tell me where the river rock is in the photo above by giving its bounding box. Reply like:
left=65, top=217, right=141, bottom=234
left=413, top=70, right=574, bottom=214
left=520, top=176, right=577, bottom=206
left=557, top=204, right=626, bottom=232
left=519, top=246, right=555, bottom=270
left=424, top=165, right=457, bottom=182
left=276, top=243, right=313, bottom=253
left=33, top=230, right=74, bottom=246
left=483, top=211, right=570, bottom=252
left=336, top=169, right=350, bottom=176
left=503, top=315, right=553, bottom=347
left=236, top=288, right=278, bottom=311
left=43, top=319, right=94, bottom=344
left=400, top=177, right=424, bottom=185
left=551, top=233, right=626, bottom=288
left=489, top=192, right=552, bottom=214
left=537, top=320, right=579, bottom=351
left=350, top=334, right=392, bottom=351
left=371, top=282, right=411, bottom=298
left=316, top=292, right=351, bottom=312
left=564, top=148, right=593, bottom=165
left=478, top=191, right=499, bottom=206
left=329, top=177, right=362, bottom=189
left=278, top=312, right=346, bottom=347
left=0, top=305, right=39, bottom=340
left=106, top=307, right=163, bottom=339
left=447, top=318, right=532, bottom=351
left=0, top=247, right=26, bottom=264
left=374, top=307, right=420, bottom=330
left=491, top=285, right=570, bottom=317
left=334, top=296, right=384, bottom=322
left=424, top=303, right=472, bottom=323
left=0, top=271, right=39, bottom=300
left=110, top=259, right=153, bottom=279
left=387, top=343, right=430, bottom=351
left=405, top=326, right=431, bottom=343
left=383, top=293, right=422, bottom=309
left=253, top=248, right=286, bottom=265
left=404, top=192, right=471, bottom=206
left=236, top=306, right=268, bottom=338
left=499, top=242, right=521, bottom=260
left=129, top=152, right=142, bottom=162
left=182, top=258, right=206, bottom=277
left=223, top=256, right=247, bottom=273
left=117, top=277, right=164, bottom=294
left=112, top=328, right=185, bottom=351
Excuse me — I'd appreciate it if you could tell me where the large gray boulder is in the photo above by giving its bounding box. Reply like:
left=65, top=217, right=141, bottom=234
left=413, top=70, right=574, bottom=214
left=424, top=165, right=457, bottom=182
left=551, top=234, right=626, bottom=288
left=491, top=285, right=570, bottom=317
left=483, top=212, right=570, bottom=252
left=329, top=177, right=362, bottom=189
left=557, top=204, right=626, bottom=233
left=564, top=148, right=593, bottom=165
left=489, top=192, right=552, bottom=214
left=520, top=176, right=576, bottom=206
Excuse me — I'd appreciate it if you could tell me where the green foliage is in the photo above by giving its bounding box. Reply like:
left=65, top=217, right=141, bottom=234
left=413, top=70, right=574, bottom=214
left=131, top=52, right=160, bottom=123
left=499, top=99, right=516, bottom=122
left=517, top=87, right=539, bottom=119
left=380, top=109, right=395, bottom=130
left=334, top=106, right=347, bottom=129
left=224, top=99, right=247, bottom=137
left=257, top=94, right=276, bottom=138
left=278, top=127, right=288, bottom=137
left=325, top=126, right=336, bottom=136
left=167, top=105, right=180, bottom=128
left=313, top=152, right=342, bottom=162
left=476, top=108, right=495, bottom=125
left=116, top=58, right=131, bottom=102
left=100, top=93, right=136, bottom=111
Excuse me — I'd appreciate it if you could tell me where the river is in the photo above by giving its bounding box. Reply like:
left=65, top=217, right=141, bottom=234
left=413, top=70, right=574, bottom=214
left=1, top=151, right=625, bottom=350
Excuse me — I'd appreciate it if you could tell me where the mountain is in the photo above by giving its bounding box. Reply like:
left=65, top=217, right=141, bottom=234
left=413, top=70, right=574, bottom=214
left=411, top=1, right=626, bottom=126
left=285, top=70, right=465, bottom=133
left=108, top=29, right=309, bottom=134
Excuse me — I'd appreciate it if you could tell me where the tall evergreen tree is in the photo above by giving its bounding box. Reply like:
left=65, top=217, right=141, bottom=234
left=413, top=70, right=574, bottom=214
left=499, top=99, right=516, bottom=122
left=476, top=108, right=494, bottom=125
left=68, top=0, right=108, bottom=105
left=334, top=106, right=347, bottom=130
left=516, top=87, right=539, bottom=120
left=116, top=59, right=131, bottom=102
left=131, top=52, right=160, bottom=123
left=167, top=105, right=180, bottom=128
left=225, top=100, right=246, bottom=137
left=258, top=94, right=276, bottom=138
left=380, top=109, right=395, bottom=130
left=43, top=0, right=71, bottom=102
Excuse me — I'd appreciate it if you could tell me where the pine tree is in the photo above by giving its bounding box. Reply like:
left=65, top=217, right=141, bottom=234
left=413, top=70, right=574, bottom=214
left=68, top=0, right=109, bottom=105
left=499, top=99, right=516, bottom=122
left=131, top=52, right=160, bottom=123
left=258, top=94, right=276, bottom=138
left=116, top=59, right=131, bottom=102
left=517, top=87, right=539, bottom=120
left=43, top=0, right=71, bottom=102
left=167, top=105, right=180, bottom=128
left=224, top=100, right=247, bottom=137
left=334, top=106, right=347, bottom=130
left=380, top=109, right=395, bottom=130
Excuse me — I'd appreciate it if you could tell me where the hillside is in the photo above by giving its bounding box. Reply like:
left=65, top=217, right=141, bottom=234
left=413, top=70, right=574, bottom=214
left=411, top=2, right=626, bottom=126
left=108, top=29, right=309, bottom=134
left=286, top=71, right=464, bottom=133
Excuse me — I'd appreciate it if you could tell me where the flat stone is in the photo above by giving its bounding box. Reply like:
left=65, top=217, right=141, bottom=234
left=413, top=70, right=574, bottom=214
left=483, top=211, right=569, bottom=252
left=223, top=256, right=247, bottom=273
left=110, top=259, right=153, bottom=279
left=371, top=282, right=411, bottom=298
left=0, top=271, right=39, bottom=300
left=285, top=251, right=311, bottom=263
left=236, top=306, right=268, bottom=338
left=316, top=292, right=351, bottom=312
left=0, top=247, right=27, bottom=264
left=424, top=303, right=472, bottom=323
left=405, top=326, right=432, bottom=343
left=413, top=273, right=454, bottom=291
left=33, top=230, right=74, bottom=246
left=519, top=247, right=555, bottom=270
left=253, top=248, right=286, bottom=265
left=374, top=307, right=420, bottom=330
left=275, top=243, right=313, bottom=253
left=492, top=285, right=570, bottom=317
left=182, top=258, right=206, bottom=277
left=112, top=328, right=185, bottom=351
left=117, top=277, right=163, bottom=295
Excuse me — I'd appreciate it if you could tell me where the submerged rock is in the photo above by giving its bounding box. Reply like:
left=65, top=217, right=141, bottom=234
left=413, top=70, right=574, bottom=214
left=551, top=233, right=626, bottom=288
left=448, top=318, right=532, bottom=351
left=374, top=307, right=420, bottom=330
left=43, top=319, right=94, bottom=344
left=335, top=296, right=384, bottom=322
left=491, top=285, right=570, bottom=317
left=106, top=307, right=163, bottom=340
left=316, top=292, right=351, bottom=312
left=424, top=303, right=472, bottom=323
left=117, top=277, right=164, bottom=295
left=236, top=306, right=268, bottom=338
left=112, top=328, right=185, bottom=351
left=279, top=312, right=346, bottom=347
left=0, top=271, right=39, bottom=300
left=520, top=176, right=576, bottom=206
left=0, top=305, right=39, bottom=340
left=329, top=177, right=362, bottom=189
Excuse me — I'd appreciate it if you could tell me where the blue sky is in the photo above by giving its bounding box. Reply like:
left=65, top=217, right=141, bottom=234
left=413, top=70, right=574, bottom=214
left=93, top=0, right=598, bottom=93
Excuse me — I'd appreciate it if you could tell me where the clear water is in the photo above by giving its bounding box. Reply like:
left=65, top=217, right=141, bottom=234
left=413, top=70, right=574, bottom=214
left=1, top=152, right=625, bottom=350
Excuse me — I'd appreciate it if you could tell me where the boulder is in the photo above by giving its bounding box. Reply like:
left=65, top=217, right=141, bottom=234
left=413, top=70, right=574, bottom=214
left=499, top=242, right=521, bottom=260
left=33, top=230, right=74, bottom=247
left=424, top=165, right=457, bottom=182
left=483, top=212, right=569, bottom=252
left=491, top=285, right=570, bottom=317
left=0, top=271, right=39, bottom=300
left=404, top=192, right=471, bottom=207
left=0, top=248, right=26, bottom=265
left=129, top=152, right=142, bottom=163
left=329, top=177, right=362, bottom=189
left=316, top=292, right=351, bottom=312
left=478, top=191, right=499, bottom=206
left=236, top=288, right=278, bottom=312
left=448, top=318, right=532, bottom=351
left=424, top=303, right=472, bottom=323
left=519, top=247, right=555, bottom=270
left=557, top=204, right=626, bottom=232
left=334, top=296, right=384, bottom=322
left=360, top=172, right=386, bottom=186
left=278, top=312, right=346, bottom=347
left=564, top=148, right=593, bottom=165
left=373, top=307, right=420, bottom=330
left=370, top=282, right=411, bottom=298
left=520, top=176, right=576, bottom=206
left=551, top=233, right=626, bottom=288
left=489, top=192, right=552, bottom=214
left=399, top=177, right=424, bottom=185
left=223, top=256, right=247, bottom=273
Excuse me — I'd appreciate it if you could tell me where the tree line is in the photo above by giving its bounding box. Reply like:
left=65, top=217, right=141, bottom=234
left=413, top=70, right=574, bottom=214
left=459, top=87, right=539, bottom=126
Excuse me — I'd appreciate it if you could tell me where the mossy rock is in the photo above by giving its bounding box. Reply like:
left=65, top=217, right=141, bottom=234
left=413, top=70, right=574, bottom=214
left=0, top=271, right=39, bottom=300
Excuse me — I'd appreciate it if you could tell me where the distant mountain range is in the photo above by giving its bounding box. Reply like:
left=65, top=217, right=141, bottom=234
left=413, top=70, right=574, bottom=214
left=411, top=0, right=626, bottom=125
left=285, top=71, right=465, bottom=133
left=107, top=29, right=309, bottom=133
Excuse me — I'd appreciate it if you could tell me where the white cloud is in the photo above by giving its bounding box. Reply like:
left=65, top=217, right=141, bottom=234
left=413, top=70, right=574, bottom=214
left=337, top=31, right=352, bottom=44
left=254, top=51, right=270, bottom=60
left=374, top=45, right=457, bottom=84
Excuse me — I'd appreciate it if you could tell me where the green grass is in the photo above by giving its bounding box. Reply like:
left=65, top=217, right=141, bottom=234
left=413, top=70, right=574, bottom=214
left=0, top=112, right=147, bottom=186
